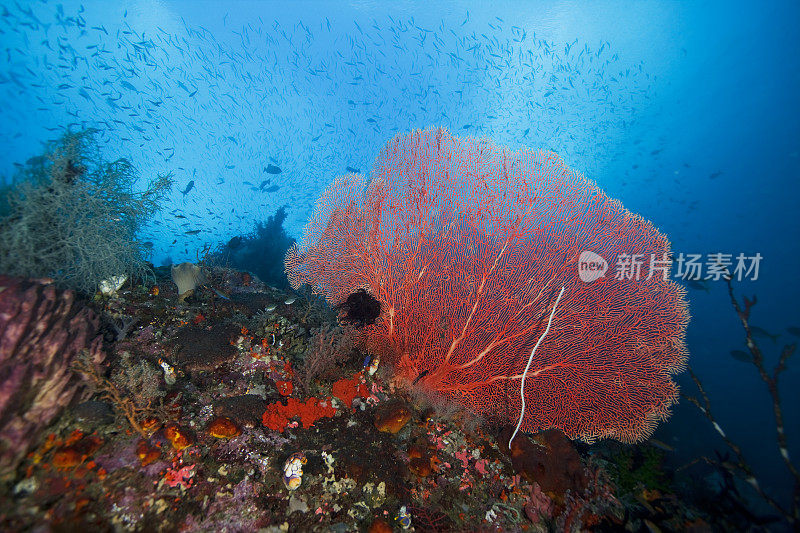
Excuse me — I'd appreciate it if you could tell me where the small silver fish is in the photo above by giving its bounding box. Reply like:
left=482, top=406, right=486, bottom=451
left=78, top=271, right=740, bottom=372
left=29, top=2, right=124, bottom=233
left=284, top=297, right=296, bottom=305
left=211, top=288, right=231, bottom=301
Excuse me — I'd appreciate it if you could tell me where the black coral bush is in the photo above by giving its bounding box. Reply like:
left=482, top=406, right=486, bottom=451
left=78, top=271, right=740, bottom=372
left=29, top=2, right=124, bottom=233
left=0, top=130, right=173, bottom=293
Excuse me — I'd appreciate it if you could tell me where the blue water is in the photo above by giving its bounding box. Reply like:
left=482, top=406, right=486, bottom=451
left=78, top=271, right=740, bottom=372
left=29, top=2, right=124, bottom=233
left=1, top=0, right=798, bottom=518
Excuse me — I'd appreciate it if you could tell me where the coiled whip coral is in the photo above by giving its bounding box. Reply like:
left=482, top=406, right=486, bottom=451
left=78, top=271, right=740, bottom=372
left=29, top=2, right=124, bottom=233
left=286, top=128, right=689, bottom=443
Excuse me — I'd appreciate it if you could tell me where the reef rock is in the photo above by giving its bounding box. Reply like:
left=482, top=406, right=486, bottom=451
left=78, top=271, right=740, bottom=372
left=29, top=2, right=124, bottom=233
left=503, top=428, right=588, bottom=499
left=170, top=323, right=240, bottom=371
left=0, top=275, right=104, bottom=480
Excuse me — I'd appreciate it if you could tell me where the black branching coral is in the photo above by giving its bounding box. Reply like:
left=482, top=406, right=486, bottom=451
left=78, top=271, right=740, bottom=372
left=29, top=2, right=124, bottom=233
left=0, top=130, right=173, bottom=294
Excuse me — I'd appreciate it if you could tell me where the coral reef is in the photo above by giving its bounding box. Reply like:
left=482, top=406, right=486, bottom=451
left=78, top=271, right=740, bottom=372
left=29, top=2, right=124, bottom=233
left=608, top=445, right=668, bottom=495
left=0, top=266, right=711, bottom=532
left=286, top=127, right=689, bottom=443
left=71, top=341, right=166, bottom=438
left=373, top=401, right=412, bottom=434
left=214, top=394, right=268, bottom=428
left=331, top=372, right=369, bottom=409
left=169, top=323, right=240, bottom=371
left=0, top=130, right=173, bottom=294
left=0, top=275, right=104, bottom=480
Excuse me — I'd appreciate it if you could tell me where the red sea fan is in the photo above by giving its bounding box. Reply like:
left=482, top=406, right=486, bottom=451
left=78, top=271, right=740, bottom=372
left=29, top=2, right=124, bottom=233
left=286, top=128, right=689, bottom=443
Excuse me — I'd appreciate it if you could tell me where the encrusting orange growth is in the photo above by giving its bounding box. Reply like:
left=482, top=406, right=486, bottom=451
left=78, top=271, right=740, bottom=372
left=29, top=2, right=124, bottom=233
left=52, top=447, right=82, bottom=469
left=262, top=397, right=336, bottom=432
left=368, top=519, right=393, bottom=533
left=407, top=443, right=439, bottom=478
left=207, top=416, right=242, bottom=439
left=140, top=417, right=160, bottom=435
left=164, top=424, right=194, bottom=450
left=75, top=498, right=91, bottom=511
left=51, top=435, right=102, bottom=469
left=136, top=439, right=161, bottom=466
left=374, top=401, right=412, bottom=434
left=408, top=457, right=433, bottom=477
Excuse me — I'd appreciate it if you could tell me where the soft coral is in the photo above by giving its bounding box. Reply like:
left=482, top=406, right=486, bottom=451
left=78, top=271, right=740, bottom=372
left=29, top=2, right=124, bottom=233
left=262, top=397, right=336, bottom=432
left=331, top=372, right=369, bottom=408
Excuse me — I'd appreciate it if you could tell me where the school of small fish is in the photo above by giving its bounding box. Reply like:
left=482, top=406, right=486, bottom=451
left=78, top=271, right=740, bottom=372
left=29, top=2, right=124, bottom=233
left=0, top=2, right=653, bottom=264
